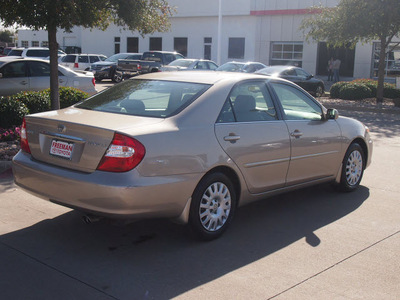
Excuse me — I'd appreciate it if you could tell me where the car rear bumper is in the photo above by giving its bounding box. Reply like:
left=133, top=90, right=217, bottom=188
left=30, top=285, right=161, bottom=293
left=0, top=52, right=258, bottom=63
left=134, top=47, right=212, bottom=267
left=12, top=151, right=198, bottom=221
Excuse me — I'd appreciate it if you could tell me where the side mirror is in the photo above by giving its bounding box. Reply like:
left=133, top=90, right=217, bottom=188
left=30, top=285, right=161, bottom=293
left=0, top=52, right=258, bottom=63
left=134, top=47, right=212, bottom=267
left=326, top=108, right=339, bottom=120
left=306, top=74, right=313, bottom=80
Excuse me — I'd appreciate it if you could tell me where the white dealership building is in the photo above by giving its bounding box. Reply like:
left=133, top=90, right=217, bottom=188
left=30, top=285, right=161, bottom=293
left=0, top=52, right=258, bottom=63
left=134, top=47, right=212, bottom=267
left=17, top=0, right=400, bottom=80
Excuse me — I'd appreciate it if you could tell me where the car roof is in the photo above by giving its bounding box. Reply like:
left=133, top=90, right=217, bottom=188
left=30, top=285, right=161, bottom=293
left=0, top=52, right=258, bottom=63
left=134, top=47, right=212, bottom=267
left=136, top=70, right=274, bottom=85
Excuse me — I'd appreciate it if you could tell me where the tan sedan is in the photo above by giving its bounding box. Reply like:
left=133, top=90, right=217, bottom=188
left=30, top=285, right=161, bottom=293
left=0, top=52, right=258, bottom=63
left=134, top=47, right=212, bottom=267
left=12, top=71, right=373, bottom=240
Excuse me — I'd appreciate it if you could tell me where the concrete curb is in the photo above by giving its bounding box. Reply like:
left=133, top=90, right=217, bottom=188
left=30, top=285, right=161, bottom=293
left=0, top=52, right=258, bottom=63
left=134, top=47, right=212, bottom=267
left=327, top=104, right=400, bottom=114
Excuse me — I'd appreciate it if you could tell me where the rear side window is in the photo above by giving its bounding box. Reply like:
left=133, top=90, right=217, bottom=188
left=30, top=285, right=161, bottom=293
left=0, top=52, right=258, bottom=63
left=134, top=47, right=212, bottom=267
left=78, top=55, right=89, bottom=63
left=77, top=79, right=211, bottom=118
left=62, top=55, right=77, bottom=63
left=26, top=50, right=50, bottom=57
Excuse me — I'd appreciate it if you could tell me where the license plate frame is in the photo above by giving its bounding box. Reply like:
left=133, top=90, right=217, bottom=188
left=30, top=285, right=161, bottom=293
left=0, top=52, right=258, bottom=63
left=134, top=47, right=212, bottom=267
left=49, top=139, right=75, bottom=160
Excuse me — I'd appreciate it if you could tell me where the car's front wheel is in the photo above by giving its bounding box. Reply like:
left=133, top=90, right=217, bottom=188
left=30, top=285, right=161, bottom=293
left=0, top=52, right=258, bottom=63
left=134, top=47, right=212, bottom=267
left=338, top=143, right=365, bottom=192
left=112, top=71, right=123, bottom=83
left=189, top=173, right=236, bottom=240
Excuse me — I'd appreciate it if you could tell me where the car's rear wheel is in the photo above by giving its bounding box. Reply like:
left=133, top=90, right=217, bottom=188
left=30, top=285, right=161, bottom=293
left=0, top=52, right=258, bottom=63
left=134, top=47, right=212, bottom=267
left=95, top=77, right=102, bottom=83
left=189, top=173, right=236, bottom=240
left=339, top=143, right=365, bottom=192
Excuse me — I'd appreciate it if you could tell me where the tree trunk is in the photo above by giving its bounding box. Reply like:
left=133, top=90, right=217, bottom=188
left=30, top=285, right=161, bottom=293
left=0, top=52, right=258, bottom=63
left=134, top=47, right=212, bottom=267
left=48, top=25, right=60, bottom=110
left=376, top=37, right=387, bottom=104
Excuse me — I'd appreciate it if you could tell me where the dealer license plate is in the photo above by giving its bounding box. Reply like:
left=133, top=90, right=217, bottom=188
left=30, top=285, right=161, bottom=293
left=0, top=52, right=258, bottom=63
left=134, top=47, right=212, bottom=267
left=50, top=139, right=74, bottom=160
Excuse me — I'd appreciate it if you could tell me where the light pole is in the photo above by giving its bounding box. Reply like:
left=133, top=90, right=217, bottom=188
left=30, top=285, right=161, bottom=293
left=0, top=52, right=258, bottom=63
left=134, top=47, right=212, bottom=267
left=217, top=0, right=222, bottom=65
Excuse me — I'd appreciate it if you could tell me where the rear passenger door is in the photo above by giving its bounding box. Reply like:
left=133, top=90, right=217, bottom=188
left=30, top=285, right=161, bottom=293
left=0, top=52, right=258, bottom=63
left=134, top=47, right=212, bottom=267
left=27, top=61, right=67, bottom=91
left=215, top=80, right=291, bottom=194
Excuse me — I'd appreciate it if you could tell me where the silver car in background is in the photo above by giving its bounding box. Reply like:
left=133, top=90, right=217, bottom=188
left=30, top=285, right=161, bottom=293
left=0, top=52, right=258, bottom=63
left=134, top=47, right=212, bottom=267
left=12, top=72, right=372, bottom=240
left=0, top=57, right=97, bottom=96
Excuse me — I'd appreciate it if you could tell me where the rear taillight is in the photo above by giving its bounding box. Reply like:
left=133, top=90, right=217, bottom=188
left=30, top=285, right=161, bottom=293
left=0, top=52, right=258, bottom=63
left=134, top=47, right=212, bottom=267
left=20, top=118, right=31, bottom=154
left=137, top=64, right=142, bottom=71
left=74, top=62, right=79, bottom=68
left=92, top=77, right=95, bottom=87
left=97, top=133, right=145, bottom=172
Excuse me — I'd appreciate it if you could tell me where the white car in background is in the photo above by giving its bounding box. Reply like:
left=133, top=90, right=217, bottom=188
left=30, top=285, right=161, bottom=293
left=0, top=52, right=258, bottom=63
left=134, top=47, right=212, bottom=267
left=59, top=54, right=107, bottom=71
left=7, top=47, right=66, bottom=60
left=0, top=57, right=97, bottom=96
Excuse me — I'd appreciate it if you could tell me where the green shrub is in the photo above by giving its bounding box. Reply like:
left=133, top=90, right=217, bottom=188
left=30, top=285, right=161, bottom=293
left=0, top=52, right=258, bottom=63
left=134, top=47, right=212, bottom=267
left=58, top=87, right=89, bottom=108
left=0, top=96, right=29, bottom=128
left=339, top=83, right=372, bottom=100
left=330, top=82, right=348, bottom=98
left=383, top=84, right=400, bottom=99
left=352, top=79, right=377, bottom=96
left=14, top=90, right=50, bottom=114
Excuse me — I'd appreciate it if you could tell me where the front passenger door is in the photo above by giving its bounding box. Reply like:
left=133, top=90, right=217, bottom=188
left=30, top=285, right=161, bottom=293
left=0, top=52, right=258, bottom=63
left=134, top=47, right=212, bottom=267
left=270, top=82, right=342, bottom=186
left=0, top=61, right=29, bottom=96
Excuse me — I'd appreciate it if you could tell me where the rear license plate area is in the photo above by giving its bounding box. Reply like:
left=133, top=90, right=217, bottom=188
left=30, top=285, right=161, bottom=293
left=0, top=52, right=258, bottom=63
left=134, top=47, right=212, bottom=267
left=50, top=139, right=74, bottom=160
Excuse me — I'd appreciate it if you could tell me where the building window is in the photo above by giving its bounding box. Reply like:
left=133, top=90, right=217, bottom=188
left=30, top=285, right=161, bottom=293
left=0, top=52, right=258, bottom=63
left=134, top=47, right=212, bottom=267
left=204, top=37, right=212, bottom=60
left=150, top=38, right=162, bottom=51
left=21, top=41, right=29, bottom=48
left=41, top=41, right=49, bottom=47
left=228, top=38, right=245, bottom=59
left=31, top=41, right=39, bottom=47
left=114, top=37, right=120, bottom=54
left=270, top=42, right=303, bottom=67
left=372, top=42, right=400, bottom=78
left=127, top=37, right=139, bottom=53
left=174, top=37, right=188, bottom=57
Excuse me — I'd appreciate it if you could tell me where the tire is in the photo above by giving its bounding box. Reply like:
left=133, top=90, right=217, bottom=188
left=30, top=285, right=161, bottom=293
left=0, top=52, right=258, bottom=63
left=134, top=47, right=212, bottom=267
left=112, top=72, right=123, bottom=83
left=95, top=77, right=102, bottom=83
left=189, top=173, right=236, bottom=240
left=315, top=85, right=324, bottom=97
left=338, top=143, right=365, bottom=192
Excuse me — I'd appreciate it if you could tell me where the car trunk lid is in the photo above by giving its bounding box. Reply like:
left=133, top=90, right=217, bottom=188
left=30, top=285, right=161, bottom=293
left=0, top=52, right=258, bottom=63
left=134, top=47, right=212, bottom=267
left=24, top=107, right=163, bottom=173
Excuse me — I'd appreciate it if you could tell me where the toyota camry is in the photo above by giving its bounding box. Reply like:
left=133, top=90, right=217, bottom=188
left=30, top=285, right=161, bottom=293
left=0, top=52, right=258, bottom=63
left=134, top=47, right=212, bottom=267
left=12, top=71, right=373, bottom=240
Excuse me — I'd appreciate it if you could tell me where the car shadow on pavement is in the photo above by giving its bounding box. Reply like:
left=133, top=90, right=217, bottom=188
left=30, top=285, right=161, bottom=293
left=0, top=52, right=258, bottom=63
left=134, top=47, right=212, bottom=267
left=0, top=183, right=369, bottom=299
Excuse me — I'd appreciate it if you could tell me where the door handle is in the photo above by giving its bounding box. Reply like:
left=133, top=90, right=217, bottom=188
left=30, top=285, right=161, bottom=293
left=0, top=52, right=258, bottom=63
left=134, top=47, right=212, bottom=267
left=224, top=134, right=240, bottom=143
left=290, top=130, right=303, bottom=138
left=20, top=80, right=28, bottom=85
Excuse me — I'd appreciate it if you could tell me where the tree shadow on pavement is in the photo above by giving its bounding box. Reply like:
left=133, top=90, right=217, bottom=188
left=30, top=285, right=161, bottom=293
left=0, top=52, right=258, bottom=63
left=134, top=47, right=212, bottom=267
left=0, top=183, right=370, bottom=299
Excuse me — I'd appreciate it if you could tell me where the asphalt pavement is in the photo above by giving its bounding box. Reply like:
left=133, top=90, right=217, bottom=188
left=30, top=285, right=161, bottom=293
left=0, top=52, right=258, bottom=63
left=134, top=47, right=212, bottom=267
left=0, top=94, right=399, bottom=299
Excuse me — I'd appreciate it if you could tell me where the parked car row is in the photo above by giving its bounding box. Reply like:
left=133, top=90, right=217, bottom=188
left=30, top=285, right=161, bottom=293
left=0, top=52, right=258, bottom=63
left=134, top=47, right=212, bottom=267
left=0, top=46, right=325, bottom=99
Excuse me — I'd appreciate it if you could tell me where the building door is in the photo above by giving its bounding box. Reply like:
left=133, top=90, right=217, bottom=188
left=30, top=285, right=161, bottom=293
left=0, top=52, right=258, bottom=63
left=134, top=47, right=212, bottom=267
left=317, top=42, right=355, bottom=77
left=127, top=37, right=139, bottom=53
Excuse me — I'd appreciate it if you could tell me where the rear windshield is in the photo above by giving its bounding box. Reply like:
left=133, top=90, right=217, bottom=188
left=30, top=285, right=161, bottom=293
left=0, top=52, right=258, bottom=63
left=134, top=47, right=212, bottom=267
left=8, top=49, right=23, bottom=56
left=26, top=49, right=50, bottom=57
left=77, top=79, right=211, bottom=118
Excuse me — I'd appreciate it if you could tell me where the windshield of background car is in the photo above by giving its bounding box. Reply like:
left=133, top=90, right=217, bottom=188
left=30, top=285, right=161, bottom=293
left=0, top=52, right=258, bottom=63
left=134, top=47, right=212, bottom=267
left=169, top=59, right=194, bottom=67
left=216, top=63, right=244, bottom=72
left=76, top=79, right=211, bottom=118
left=105, top=53, right=132, bottom=62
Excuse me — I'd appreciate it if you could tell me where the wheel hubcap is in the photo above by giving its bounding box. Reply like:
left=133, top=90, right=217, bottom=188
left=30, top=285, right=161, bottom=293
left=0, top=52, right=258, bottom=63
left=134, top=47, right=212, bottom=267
left=199, top=182, right=231, bottom=232
left=345, top=150, right=363, bottom=186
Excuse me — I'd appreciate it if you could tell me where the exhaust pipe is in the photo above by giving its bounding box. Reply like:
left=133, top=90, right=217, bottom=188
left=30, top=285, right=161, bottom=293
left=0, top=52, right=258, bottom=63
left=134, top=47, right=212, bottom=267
left=82, top=214, right=101, bottom=224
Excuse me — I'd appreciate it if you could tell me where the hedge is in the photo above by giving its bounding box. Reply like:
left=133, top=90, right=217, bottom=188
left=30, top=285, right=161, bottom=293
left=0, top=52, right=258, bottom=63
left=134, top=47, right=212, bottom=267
left=330, top=79, right=400, bottom=100
left=0, top=87, right=89, bottom=129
